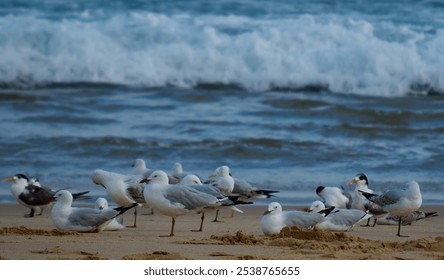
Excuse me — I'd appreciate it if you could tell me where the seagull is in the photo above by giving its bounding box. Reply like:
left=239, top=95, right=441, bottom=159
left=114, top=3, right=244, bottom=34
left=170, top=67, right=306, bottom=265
left=204, top=165, right=236, bottom=222
left=360, top=181, right=422, bottom=237
left=309, top=200, right=372, bottom=231
left=261, top=202, right=325, bottom=236
left=205, top=165, right=235, bottom=194
left=51, top=190, right=138, bottom=233
left=94, top=197, right=126, bottom=231
left=131, top=158, right=153, bottom=178
left=316, top=185, right=352, bottom=209
left=140, top=170, right=224, bottom=237
left=376, top=210, right=438, bottom=226
left=178, top=174, right=252, bottom=232
left=91, top=169, right=147, bottom=227
left=348, top=173, right=387, bottom=226
left=232, top=178, right=279, bottom=202
left=5, top=174, right=90, bottom=217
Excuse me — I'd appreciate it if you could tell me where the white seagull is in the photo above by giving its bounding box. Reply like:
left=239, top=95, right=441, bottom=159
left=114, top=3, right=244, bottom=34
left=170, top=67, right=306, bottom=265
left=205, top=165, right=235, bottom=194
left=131, top=158, right=153, bottom=178
left=94, top=197, right=126, bottom=231
left=5, top=174, right=89, bottom=217
left=204, top=165, right=236, bottom=222
left=91, top=169, right=147, bottom=227
left=140, top=170, right=224, bottom=237
left=261, top=202, right=325, bottom=236
left=178, top=174, right=251, bottom=232
left=51, top=190, right=138, bottom=233
left=360, top=181, right=422, bottom=237
left=316, top=185, right=352, bottom=209
left=168, top=162, right=202, bottom=184
left=348, top=173, right=387, bottom=226
left=309, top=200, right=372, bottom=231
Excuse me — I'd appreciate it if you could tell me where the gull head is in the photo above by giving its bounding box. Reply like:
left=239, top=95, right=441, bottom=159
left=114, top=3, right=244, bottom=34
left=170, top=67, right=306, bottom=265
left=132, top=158, right=146, bottom=169
left=54, top=190, right=73, bottom=204
left=95, top=197, right=108, bottom=210
left=208, top=165, right=231, bottom=178
left=179, top=174, right=202, bottom=186
left=5, top=173, right=29, bottom=183
left=309, top=200, right=325, bottom=212
left=173, top=162, right=183, bottom=175
left=348, top=173, right=369, bottom=187
left=264, top=202, right=283, bottom=215
left=140, top=170, right=169, bottom=185
left=91, top=169, right=108, bottom=188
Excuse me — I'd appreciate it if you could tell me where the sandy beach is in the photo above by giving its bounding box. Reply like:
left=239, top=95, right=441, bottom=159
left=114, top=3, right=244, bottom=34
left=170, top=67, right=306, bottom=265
left=0, top=203, right=443, bottom=260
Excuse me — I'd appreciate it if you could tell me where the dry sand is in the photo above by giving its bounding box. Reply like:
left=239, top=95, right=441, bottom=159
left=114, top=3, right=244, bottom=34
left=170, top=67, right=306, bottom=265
left=0, top=203, right=443, bottom=260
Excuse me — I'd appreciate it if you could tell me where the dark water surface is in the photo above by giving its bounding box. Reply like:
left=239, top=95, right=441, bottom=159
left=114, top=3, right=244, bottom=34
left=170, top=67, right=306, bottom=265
left=1, top=0, right=444, bottom=205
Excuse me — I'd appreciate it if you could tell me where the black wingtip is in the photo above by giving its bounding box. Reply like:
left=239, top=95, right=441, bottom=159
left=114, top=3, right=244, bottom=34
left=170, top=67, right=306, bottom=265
left=359, top=190, right=376, bottom=201
left=114, top=203, right=139, bottom=215
left=227, top=196, right=254, bottom=205
left=318, top=206, right=335, bottom=217
left=72, top=191, right=91, bottom=201
left=253, top=190, right=280, bottom=198
left=424, top=212, right=439, bottom=218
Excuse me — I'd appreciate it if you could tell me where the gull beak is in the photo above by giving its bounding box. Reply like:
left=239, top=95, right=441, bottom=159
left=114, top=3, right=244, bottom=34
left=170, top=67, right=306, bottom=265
left=263, top=209, right=272, bottom=215
left=348, top=178, right=358, bottom=186
left=139, top=178, right=151, bottom=184
left=4, top=177, right=16, bottom=182
left=207, top=173, right=217, bottom=179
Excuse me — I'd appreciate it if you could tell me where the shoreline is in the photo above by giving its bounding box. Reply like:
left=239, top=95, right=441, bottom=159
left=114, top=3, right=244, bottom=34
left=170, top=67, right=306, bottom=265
left=0, top=203, right=443, bottom=260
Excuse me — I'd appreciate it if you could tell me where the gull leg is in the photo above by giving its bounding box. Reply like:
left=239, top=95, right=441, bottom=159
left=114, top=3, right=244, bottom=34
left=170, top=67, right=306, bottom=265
left=372, top=218, right=377, bottom=227
left=212, top=209, right=223, bottom=223
left=127, top=207, right=137, bottom=228
left=397, top=217, right=408, bottom=237
left=361, top=217, right=371, bottom=227
left=133, top=207, right=137, bottom=227
left=161, top=217, right=175, bottom=237
left=24, top=208, right=35, bottom=218
left=191, top=212, right=204, bottom=232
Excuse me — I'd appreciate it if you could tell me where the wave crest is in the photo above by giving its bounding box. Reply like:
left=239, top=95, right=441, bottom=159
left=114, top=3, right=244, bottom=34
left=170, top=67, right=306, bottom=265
left=1, top=13, right=444, bottom=96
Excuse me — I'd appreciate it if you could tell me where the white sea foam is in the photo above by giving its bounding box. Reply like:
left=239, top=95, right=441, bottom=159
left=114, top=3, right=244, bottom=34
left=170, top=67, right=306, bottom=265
left=1, top=12, right=444, bottom=96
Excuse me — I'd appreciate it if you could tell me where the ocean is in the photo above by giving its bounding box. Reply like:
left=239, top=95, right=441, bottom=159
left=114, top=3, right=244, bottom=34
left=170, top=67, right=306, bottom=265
left=1, top=0, right=444, bottom=206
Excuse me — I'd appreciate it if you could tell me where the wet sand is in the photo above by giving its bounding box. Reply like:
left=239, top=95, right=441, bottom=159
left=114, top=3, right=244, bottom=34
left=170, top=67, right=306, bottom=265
left=0, top=203, right=443, bottom=260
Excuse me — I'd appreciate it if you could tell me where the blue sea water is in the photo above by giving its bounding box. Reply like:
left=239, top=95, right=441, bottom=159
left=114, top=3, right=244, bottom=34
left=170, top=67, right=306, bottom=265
left=1, top=0, right=444, bottom=206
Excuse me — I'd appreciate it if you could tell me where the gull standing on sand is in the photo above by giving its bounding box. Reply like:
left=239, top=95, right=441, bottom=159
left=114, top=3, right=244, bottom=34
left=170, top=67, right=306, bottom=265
left=360, top=181, right=422, bottom=237
left=204, top=165, right=236, bottom=222
left=140, top=170, right=224, bottom=237
left=261, top=202, right=325, bottom=236
left=309, top=200, right=372, bottom=231
left=316, top=185, right=352, bottom=209
left=91, top=169, right=147, bottom=227
left=178, top=174, right=251, bottom=232
left=51, top=190, right=137, bottom=232
left=5, top=174, right=89, bottom=217
left=376, top=210, right=438, bottom=226
left=348, top=173, right=387, bottom=226
left=94, top=197, right=126, bottom=231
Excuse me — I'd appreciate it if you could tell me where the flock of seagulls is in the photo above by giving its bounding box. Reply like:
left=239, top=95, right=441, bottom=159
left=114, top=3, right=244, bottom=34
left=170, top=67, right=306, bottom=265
left=261, top=173, right=434, bottom=237
left=4, top=162, right=437, bottom=237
